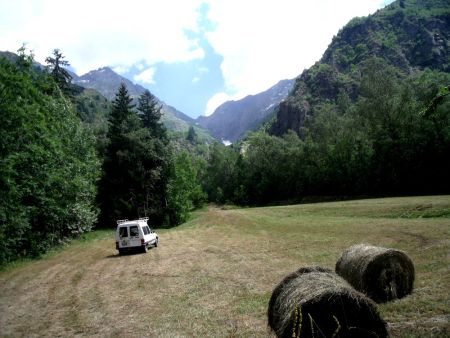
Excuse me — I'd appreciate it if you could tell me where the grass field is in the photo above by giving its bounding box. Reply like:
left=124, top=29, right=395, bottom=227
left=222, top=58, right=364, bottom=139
left=0, top=196, right=449, bottom=337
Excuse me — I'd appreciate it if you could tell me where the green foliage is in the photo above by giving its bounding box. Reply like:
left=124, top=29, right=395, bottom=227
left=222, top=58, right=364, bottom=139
left=74, top=88, right=110, bottom=123
left=0, top=55, right=100, bottom=263
left=72, top=88, right=110, bottom=156
left=166, top=151, right=207, bottom=224
left=186, top=126, right=198, bottom=145
left=203, top=142, right=239, bottom=204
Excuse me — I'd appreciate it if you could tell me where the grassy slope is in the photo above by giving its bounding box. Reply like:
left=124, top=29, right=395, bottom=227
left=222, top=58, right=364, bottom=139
left=0, top=196, right=449, bottom=337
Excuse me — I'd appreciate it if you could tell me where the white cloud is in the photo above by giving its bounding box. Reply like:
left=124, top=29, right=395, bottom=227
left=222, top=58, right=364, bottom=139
left=204, top=0, right=393, bottom=100
left=113, top=65, right=130, bottom=75
left=205, top=92, right=240, bottom=116
left=134, top=67, right=156, bottom=85
left=0, top=0, right=205, bottom=75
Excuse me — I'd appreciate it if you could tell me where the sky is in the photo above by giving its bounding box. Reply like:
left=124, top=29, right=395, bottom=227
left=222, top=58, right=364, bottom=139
left=0, top=0, right=394, bottom=118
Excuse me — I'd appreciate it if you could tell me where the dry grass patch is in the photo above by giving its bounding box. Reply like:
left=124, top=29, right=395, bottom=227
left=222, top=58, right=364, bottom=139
left=0, top=196, right=449, bottom=337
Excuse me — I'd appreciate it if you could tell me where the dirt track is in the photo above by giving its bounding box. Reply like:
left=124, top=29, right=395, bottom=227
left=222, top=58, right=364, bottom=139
left=0, top=225, right=275, bottom=337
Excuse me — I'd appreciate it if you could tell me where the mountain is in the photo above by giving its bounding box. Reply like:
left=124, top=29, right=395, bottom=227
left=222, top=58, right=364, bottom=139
left=196, top=79, right=295, bottom=143
left=73, top=67, right=198, bottom=133
left=0, top=51, right=20, bottom=63
left=270, top=0, right=450, bottom=136
left=73, top=67, right=146, bottom=100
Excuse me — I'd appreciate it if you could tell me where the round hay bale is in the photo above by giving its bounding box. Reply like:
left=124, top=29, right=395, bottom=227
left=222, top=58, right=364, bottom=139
left=268, top=266, right=388, bottom=338
left=335, top=244, right=415, bottom=303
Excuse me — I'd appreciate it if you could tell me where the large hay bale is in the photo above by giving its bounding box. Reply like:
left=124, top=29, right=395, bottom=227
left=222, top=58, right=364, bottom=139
left=335, top=244, right=415, bottom=303
left=268, top=266, right=388, bottom=338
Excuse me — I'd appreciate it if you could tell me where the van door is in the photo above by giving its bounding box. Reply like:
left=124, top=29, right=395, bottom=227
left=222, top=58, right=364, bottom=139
left=129, top=224, right=141, bottom=248
left=118, top=226, right=129, bottom=248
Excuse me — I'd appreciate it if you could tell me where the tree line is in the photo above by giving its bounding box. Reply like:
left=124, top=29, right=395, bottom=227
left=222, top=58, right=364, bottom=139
left=191, top=59, right=450, bottom=206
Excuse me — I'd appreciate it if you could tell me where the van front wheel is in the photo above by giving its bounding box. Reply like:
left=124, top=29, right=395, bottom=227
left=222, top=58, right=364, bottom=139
left=154, top=237, right=158, bottom=248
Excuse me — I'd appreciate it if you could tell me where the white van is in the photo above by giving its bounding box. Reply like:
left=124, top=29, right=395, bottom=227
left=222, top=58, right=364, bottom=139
left=115, top=218, right=158, bottom=254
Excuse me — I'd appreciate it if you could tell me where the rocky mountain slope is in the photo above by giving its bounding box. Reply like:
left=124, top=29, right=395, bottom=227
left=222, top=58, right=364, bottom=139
left=197, top=79, right=294, bottom=143
left=270, top=0, right=450, bottom=136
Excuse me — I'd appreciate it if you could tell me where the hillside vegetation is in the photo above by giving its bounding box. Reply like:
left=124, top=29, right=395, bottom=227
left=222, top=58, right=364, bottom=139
left=1, top=196, right=449, bottom=337
left=270, top=0, right=450, bottom=136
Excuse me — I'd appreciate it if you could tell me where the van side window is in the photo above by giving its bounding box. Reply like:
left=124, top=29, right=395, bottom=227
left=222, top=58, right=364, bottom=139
left=143, top=226, right=149, bottom=235
left=119, top=227, right=128, bottom=238
left=130, top=226, right=139, bottom=237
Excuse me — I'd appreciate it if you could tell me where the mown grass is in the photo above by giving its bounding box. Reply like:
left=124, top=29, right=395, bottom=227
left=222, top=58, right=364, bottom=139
left=0, top=196, right=449, bottom=337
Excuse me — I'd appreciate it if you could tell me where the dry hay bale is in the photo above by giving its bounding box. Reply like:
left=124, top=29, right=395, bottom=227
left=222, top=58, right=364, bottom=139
left=268, top=266, right=387, bottom=338
left=335, top=244, right=415, bottom=303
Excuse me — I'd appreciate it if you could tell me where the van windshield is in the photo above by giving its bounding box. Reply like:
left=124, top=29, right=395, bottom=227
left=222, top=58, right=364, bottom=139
left=119, top=227, right=128, bottom=238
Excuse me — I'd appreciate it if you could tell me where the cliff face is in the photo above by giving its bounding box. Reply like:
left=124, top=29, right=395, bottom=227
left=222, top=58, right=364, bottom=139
left=270, top=0, right=450, bottom=136
left=270, top=100, right=309, bottom=137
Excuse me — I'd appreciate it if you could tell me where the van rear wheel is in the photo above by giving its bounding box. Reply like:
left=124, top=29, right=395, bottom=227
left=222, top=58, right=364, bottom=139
left=154, top=237, right=158, bottom=247
left=143, top=245, right=148, bottom=253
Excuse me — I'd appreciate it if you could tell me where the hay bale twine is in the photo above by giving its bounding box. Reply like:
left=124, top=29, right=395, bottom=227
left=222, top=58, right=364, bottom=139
left=268, top=266, right=388, bottom=338
left=335, top=244, right=415, bottom=303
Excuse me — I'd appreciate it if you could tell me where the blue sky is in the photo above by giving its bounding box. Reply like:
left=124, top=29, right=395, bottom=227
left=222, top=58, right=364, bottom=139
left=122, top=4, right=227, bottom=117
left=0, top=0, right=394, bottom=118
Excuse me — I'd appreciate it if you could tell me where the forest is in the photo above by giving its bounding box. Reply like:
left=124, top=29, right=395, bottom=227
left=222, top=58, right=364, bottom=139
left=0, top=45, right=449, bottom=264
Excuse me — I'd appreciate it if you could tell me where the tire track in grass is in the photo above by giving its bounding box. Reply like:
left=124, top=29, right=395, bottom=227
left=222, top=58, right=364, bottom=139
left=2, top=198, right=449, bottom=337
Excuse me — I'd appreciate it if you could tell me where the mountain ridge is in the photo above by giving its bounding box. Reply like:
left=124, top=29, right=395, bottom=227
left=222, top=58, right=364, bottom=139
left=72, top=67, right=196, bottom=130
left=196, top=78, right=295, bottom=142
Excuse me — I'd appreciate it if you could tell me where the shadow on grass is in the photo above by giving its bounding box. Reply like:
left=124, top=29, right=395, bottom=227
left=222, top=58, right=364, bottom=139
left=105, top=248, right=156, bottom=259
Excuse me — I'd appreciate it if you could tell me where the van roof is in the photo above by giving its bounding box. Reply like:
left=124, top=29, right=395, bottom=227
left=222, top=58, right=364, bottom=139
left=116, top=217, right=149, bottom=226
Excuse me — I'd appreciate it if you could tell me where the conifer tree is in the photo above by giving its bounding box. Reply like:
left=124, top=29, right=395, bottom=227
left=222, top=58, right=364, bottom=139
left=186, top=126, right=198, bottom=144
left=45, top=49, right=73, bottom=96
left=108, top=82, right=135, bottom=138
left=98, top=84, right=174, bottom=227
left=137, top=89, right=165, bottom=138
left=136, top=89, right=171, bottom=224
left=98, top=83, right=135, bottom=226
